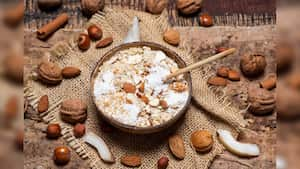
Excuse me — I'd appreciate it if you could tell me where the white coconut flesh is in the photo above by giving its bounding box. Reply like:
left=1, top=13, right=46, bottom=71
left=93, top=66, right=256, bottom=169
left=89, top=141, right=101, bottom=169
left=217, top=129, right=260, bottom=157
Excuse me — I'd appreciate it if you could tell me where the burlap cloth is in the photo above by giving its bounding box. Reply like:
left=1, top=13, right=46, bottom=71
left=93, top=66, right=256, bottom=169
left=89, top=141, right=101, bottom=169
left=25, top=8, right=247, bottom=169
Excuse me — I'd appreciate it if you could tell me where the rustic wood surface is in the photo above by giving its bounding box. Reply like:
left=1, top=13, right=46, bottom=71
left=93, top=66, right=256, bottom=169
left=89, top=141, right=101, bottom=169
left=24, top=0, right=276, bottom=29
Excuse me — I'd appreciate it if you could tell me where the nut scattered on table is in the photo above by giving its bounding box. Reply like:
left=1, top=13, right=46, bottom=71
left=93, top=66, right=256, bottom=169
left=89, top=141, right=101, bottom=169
left=73, top=123, right=86, bottom=138
left=62, top=66, right=81, bottom=79
left=240, top=54, right=267, bottom=77
left=121, top=155, right=142, bottom=167
left=248, top=86, right=275, bottom=115
left=38, top=95, right=49, bottom=113
left=96, top=37, right=113, bottom=48
left=176, top=0, right=202, bottom=15
left=146, top=0, right=167, bottom=14
left=46, top=124, right=61, bottom=139
left=228, top=70, right=240, bottom=81
left=217, top=66, right=229, bottom=78
left=38, top=0, right=62, bottom=11
left=60, top=99, right=88, bottom=124
left=163, top=29, right=180, bottom=46
left=38, top=61, right=63, bottom=85
left=260, top=74, right=276, bottom=90
left=78, top=33, right=91, bottom=51
left=87, top=24, right=103, bottom=40
left=157, top=156, right=169, bottom=169
left=190, top=130, right=213, bottom=152
left=169, top=134, right=185, bottom=160
left=81, top=0, right=105, bottom=17
left=207, top=76, right=227, bottom=86
left=53, top=146, right=71, bottom=165
left=199, top=13, right=214, bottom=27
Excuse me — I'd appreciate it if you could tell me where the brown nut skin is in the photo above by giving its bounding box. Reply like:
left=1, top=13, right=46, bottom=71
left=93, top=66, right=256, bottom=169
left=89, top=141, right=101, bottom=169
left=146, top=0, right=167, bottom=14
left=121, top=155, right=142, bottom=167
left=228, top=70, right=240, bottom=81
left=260, top=74, right=276, bottom=90
left=53, top=146, right=71, bottom=165
left=60, top=99, right=88, bottom=124
left=190, top=130, right=213, bottom=153
left=248, top=86, right=275, bottom=115
left=78, top=33, right=91, bottom=51
left=96, top=37, right=113, bottom=48
left=73, top=123, right=86, bottom=138
left=38, top=95, right=49, bottom=113
left=240, top=54, right=267, bottom=77
left=157, top=156, right=169, bottom=169
left=62, top=67, right=81, bottom=79
left=207, top=76, right=227, bottom=86
left=87, top=24, right=103, bottom=40
left=47, top=124, right=61, bottom=139
left=163, top=29, right=180, bottom=46
left=38, top=61, right=63, bottom=85
left=216, top=66, right=229, bottom=78
left=169, top=134, right=185, bottom=160
left=81, top=0, right=105, bottom=17
left=199, top=13, right=213, bottom=27
left=177, top=0, right=202, bottom=15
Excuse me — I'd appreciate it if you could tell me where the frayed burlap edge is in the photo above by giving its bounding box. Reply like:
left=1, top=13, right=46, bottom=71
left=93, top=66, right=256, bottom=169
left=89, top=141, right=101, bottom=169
left=24, top=8, right=247, bottom=169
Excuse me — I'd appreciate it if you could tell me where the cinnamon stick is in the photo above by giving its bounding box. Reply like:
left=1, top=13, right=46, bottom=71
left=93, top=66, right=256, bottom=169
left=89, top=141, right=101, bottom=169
left=37, top=13, right=69, bottom=40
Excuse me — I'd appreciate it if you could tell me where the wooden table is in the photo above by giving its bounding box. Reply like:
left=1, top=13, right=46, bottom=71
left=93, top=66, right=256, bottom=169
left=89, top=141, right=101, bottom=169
left=24, top=1, right=276, bottom=169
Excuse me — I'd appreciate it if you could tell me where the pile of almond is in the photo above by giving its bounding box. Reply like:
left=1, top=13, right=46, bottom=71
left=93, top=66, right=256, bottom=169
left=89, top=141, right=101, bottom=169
left=208, top=66, right=241, bottom=86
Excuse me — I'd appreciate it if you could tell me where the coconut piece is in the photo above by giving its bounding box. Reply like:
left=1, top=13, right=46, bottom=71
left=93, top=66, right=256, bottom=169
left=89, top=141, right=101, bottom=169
left=217, top=129, right=260, bottom=157
left=83, top=132, right=115, bottom=163
left=123, top=17, right=140, bottom=43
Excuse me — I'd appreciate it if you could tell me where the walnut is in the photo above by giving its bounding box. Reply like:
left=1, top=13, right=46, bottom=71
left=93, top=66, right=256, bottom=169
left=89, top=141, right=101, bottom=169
left=176, top=0, right=202, bottom=15
left=146, top=0, right=167, bottom=14
left=38, top=61, right=63, bottom=85
left=60, top=99, right=87, bottom=124
left=240, top=54, right=267, bottom=77
left=81, top=0, right=105, bottom=17
left=248, top=86, right=275, bottom=115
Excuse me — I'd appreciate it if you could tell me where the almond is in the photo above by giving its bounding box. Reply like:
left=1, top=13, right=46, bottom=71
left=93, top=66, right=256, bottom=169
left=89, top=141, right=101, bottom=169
left=62, top=66, right=81, bottom=79
left=159, top=100, right=168, bottom=109
left=207, top=76, right=227, bottom=86
left=217, top=66, right=229, bottom=78
left=169, top=134, right=185, bottom=160
left=228, top=70, right=240, bottom=81
left=121, top=155, right=142, bottom=167
left=139, top=82, right=145, bottom=93
left=137, top=93, right=149, bottom=104
left=126, top=98, right=133, bottom=104
left=96, top=37, right=113, bottom=48
left=38, top=95, right=49, bottom=113
left=123, top=83, right=136, bottom=93
left=171, top=82, right=187, bottom=92
left=260, top=74, right=276, bottom=90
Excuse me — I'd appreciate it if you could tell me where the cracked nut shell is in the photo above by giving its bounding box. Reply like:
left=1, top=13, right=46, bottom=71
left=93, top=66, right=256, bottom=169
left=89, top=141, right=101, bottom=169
left=240, top=54, right=267, bottom=77
left=248, top=86, right=275, bottom=115
left=60, top=99, right=87, bottom=124
left=177, top=0, right=202, bottom=15
left=38, top=61, right=63, bottom=85
left=146, top=0, right=167, bottom=14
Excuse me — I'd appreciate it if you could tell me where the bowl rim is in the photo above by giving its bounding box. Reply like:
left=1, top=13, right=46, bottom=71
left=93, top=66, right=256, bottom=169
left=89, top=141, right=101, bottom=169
left=90, top=42, right=192, bottom=134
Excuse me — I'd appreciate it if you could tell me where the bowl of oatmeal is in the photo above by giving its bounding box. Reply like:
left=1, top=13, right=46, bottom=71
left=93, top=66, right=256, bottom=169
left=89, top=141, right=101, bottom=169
left=91, top=42, right=192, bottom=134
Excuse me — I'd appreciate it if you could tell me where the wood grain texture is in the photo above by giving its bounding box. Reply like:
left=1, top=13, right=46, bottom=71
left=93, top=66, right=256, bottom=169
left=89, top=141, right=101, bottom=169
left=24, top=0, right=276, bottom=29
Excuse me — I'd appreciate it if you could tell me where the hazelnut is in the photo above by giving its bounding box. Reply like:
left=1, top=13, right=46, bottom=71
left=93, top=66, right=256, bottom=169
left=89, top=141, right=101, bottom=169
left=199, top=13, right=213, bottom=27
left=163, top=29, right=180, bottom=46
left=47, top=124, right=61, bottom=139
left=240, top=54, right=267, bottom=77
left=216, top=66, right=229, bottom=78
left=73, top=123, right=86, bottom=138
left=78, top=33, right=91, bottom=51
left=248, top=86, right=275, bottom=115
left=157, top=156, right=169, bottom=169
left=81, top=0, right=105, bottom=17
left=146, top=0, right=167, bottom=14
left=176, top=0, right=202, bottom=15
left=190, top=130, right=213, bottom=152
left=87, top=24, right=102, bottom=40
left=53, top=146, right=71, bottom=165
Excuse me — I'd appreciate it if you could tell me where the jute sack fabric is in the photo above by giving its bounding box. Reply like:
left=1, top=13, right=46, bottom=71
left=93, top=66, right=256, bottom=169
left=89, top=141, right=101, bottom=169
left=25, top=8, right=246, bottom=169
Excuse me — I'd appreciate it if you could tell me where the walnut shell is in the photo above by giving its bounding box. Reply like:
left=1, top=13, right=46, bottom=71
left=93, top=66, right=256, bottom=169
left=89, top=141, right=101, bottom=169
left=146, top=0, right=167, bottom=14
left=240, top=54, right=267, bottom=77
left=81, top=0, right=105, bottom=17
left=38, top=61, right=62, bottom=85
left=60, top=99, right=87, bottom=124
left=248, top=86, right=275, bottom=115
left=176, top=0, right=202, bottom=15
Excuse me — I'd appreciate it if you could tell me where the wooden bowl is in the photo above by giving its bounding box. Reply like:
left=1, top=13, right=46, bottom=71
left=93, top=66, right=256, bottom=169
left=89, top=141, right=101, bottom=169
left=91, top=42, right=192, bottom=134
